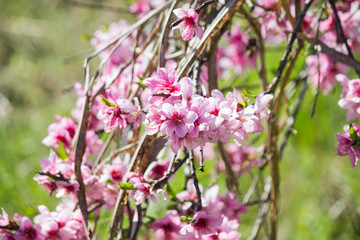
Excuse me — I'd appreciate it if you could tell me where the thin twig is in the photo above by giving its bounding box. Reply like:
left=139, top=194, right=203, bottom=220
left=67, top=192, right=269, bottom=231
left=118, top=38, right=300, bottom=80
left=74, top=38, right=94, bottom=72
left=328, top=0, right=360, bottom=77
left=35, top=171, right=70, bottom=182
left=189, top=151, right=202, bottom=211
left=109, top=135, right=157, bottom=239
left=177, top=0, right=245, bottom=78
left=247, top=177, right=272, bottom=240
left=152, top=153, right=188, bottom=189
left=266, top=0, right=314, bottom=93
left=217, top=142, right=240, bottom=195
left=199, top=148, right=204, bottom=172
left=279, top=77, right=308, bottom=159
left=159, top=0, right=179, bottom=67
left=73, top=94, right=92, bottom=240
left=93, top=131, right=115, bottom=169
left=66, top=0, right=131, bottom=13
left=130, top=205, right=142, bottom=240
left=94, top=141, right=139, bottom=174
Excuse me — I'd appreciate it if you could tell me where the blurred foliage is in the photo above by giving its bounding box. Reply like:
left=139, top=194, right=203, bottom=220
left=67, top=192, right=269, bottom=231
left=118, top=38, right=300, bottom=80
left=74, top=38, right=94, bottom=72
left=0, top=0, right=360, bottom=239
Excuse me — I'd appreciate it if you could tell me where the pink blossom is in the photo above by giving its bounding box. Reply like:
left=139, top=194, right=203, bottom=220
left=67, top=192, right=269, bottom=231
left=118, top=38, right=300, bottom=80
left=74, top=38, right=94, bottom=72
left=337, top=124, right=360, bottom=167
left=176, top=180, right=203, bottom=214
left=220, top=21, right=257, bottom=75
left=218, top=144, right=259, bottom=173
left=143, top=68, right=181, bottom=96
left=160, top=102, right=198, bottom=138
left=0, top=208, right=10, bottom=227
left=173, top=7, right=203, bottom=41
left=129, top=0, right=164, bottom=19
left=145, top=160, right=170, bottom=180
left=337, top=76, right=360, bottom=121
left=127, top=172, right=169, bottom=205
left=220, top=192, right=248, bottom=221
left=306, top=53, right=348, bottom=94
left=254, top=92, right=274, bottom=120
left=100, top=91, right=144, bottom=132
left=179, top=211, right=223, bottom=238
left=33, top=202, right=84, bottom=240
left=151, top=210, right=183, bottom=240
left=13, top=215, right=41, bottom=240
left=42, top=115, right=76, bottom=150
left=100, top=157, right=127, bottom=183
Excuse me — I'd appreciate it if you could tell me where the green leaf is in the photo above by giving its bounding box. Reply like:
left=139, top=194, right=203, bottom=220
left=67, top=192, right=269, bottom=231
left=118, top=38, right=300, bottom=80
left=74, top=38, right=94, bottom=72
left=166, top=184, right=177, bottom=202
left=118, top=182, right=137, bottom=190
left=53, top=141, right=68, bottom=160
left=181, top=216, right=194, bottom=222
left=101, top=97, right=116, bottom=107
left=241, top=89, right=256, bottom=98
left=349, top=124, right=360, bottom=142
left=137, top=75, right=147, bottom=88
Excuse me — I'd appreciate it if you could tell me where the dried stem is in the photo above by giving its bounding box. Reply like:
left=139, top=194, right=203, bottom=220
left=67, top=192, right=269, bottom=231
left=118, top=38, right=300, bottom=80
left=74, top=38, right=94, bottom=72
left=247, top=177, right=272, bottom=240
left=279, top=78, right=308, bottom=159
left=189, top=151, right=202, bottom=211
left=130, top=205, right=142, bottom=240
left=159, top=0, right=179, bottom=67
left=65, top=0, right=131, bottom=13
left=217, top=142, right=240, bottom=195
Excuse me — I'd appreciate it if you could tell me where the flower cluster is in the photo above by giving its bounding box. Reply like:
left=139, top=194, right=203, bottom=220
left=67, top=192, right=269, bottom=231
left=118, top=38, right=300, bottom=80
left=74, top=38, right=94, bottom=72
left=337, top=123, right=360, bottom=167
left=150, top=183, right=246, bottom=239
left=144, top=67, right=273, bottom=153
left=0, top=201, right=84, bottom=240
left=127, top=172, right=169, bottom=205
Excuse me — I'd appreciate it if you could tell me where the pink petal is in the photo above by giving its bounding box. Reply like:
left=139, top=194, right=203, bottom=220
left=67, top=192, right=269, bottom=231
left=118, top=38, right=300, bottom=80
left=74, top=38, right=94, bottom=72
left=183, top=111, right=198, bottom=124
left=181, top=24, right=195, bottom=41
left=188, top=9, right=198, bottom=22
left=162, top=103, right=175, bottom=118
left=160, top=120, right=176, bottom=135
left=194, top=25, right=203, bottom=39
left=175, top=124, right=187, bottom=138
left=173, top=9, right=188, bottom=18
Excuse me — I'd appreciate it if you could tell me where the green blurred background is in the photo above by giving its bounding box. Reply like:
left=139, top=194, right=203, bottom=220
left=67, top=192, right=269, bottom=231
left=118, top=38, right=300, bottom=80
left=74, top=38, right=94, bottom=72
left=0, top=0, right=359, bottom=239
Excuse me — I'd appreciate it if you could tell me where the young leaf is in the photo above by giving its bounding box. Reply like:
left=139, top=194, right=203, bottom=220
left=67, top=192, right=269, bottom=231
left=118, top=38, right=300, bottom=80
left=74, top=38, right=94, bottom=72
left=53, top=141, right=68, bottom=160
left=137, top=75, right=147, bottom=88
left=101, top=97, right=117, bottom=107
left=166, top=184, right=177, bottom=202
left=349, top=124, right=360, bottom=142
left=181, top=216, right=194, bottom=222
left=118, top=182, right=137, bottom=190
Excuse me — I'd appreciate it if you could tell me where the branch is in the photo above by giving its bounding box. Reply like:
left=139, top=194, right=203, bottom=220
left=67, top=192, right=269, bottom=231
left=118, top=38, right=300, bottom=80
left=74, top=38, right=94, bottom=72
left=35, top=171, right=69, bottom=182
left=73, top=93, right=92, bottom=240
left=159, top=0, right=179, bottom=67
left=130, top=205, right=142, bottom=240
left=152, top=153, right=188, bottom=189
left=328, top=0, right=360, bottom=77
left=109, top=135, right=157, bottom=239
left=297, top=33, right=360, bottom=74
